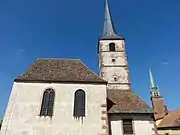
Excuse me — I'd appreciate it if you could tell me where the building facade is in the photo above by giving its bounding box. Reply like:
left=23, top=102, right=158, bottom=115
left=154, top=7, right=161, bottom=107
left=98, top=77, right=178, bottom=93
left=0, top=0, right=157, bottom=135
left=0, top=59, right=108, bottom=135
left=149, top=69, right=180, bottom=135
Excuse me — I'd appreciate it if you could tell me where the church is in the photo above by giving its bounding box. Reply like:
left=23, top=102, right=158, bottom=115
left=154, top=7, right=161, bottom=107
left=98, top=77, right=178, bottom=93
left=0, top=0, right=157, bottom=135
left=149, top=69, right=180, bottom=135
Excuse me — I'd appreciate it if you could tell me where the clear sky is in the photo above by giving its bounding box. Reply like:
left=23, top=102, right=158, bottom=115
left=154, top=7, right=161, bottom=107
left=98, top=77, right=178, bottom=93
left=0, top=0, right=180, bottom=118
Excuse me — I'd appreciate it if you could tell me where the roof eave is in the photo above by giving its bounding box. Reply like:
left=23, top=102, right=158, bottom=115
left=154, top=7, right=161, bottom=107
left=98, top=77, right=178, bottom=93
left=108, top=111, right=154, bottom=114
left=108, top=109, right=154, bottom=114
left=157, top=125, right=180, bottom=129
left=14, top=79, right=108, bottom=85
left=108, top=112, right=154, bottom=115
left=99, top=36, right=125, bottom=41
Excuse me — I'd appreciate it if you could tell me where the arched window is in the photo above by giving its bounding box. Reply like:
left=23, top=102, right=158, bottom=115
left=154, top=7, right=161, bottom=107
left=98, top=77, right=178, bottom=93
left=40, top=88, right=55, bottom=117
left=109, top=43, right=115, bottom=51
left=73, top=89, right=86, bottom=117
left=0, top=120, right=2, bottom=130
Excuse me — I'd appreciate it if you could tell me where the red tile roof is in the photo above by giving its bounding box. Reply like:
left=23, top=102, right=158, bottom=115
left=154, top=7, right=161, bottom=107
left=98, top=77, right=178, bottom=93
left=158, top=109, right=180, bottom=128
left=15, top=58, right=107, bottom=84
left=107, top=90, right=153, bottom=113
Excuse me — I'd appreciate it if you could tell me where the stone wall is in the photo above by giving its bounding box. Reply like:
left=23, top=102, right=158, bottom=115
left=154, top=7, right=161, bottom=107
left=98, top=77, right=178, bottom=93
left=99, top=39, right=131, bottom=90
left=1, top=82, right=107, bottom=135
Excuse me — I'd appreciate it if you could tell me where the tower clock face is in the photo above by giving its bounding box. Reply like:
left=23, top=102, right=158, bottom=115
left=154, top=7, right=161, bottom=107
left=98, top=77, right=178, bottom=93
left=112, top=74, right=118, bottom=82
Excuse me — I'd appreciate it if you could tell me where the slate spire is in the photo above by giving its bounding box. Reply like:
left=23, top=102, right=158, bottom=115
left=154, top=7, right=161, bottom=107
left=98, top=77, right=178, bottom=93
left=100, top=0, right=123, bottom=40
left=149, top=68, right=160, bottom=97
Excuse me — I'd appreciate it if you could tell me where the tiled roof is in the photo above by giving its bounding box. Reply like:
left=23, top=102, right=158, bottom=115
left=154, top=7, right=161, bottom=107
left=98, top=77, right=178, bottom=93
left=107, top=90, right=153, bottom=113
left=15, top=58, right=107, bottom=84
left=158, top=109, right=180, bottom=128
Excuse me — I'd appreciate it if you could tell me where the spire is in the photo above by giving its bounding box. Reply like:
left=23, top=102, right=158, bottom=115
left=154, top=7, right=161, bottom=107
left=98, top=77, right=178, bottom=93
left=149, top=68, right=160, bottom=97
left=100, top=0, right=123, bottom=40
left=149, top=68, right=156, bottom=89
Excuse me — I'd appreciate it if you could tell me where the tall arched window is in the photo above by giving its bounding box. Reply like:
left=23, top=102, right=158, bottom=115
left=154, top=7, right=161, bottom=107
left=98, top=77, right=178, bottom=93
left=73, top=89, right=86, bottom=117
left=0, top=120, right=2, bottom=130
left=109, top=43, right=115, bottom=51
left=40, top=88, right=55, bottom=117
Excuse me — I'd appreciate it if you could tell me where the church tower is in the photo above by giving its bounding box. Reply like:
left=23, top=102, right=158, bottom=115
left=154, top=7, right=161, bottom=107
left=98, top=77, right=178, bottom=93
left=98, top=0, right=131, bottom=90
left=149, top=68, right=168, bottom=120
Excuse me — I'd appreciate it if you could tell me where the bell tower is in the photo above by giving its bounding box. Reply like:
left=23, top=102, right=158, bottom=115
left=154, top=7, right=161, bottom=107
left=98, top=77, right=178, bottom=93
left=98, top=0, right=131, bottom=90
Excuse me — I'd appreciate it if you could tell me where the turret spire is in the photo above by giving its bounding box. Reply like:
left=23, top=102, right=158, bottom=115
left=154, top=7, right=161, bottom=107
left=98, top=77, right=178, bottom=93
left=149, top=68, right=156, bottom=89
left=100, top=0, right=123, bottom=40
left=149, top=68, right=160, bottom=97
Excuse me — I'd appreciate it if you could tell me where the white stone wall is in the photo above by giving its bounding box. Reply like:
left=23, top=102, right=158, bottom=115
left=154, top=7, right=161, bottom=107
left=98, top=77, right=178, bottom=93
left=109, top=115, right=155, bottom=135
left=100, top=66, right=130, bottom=90
left=99, top=40, right=125, bottom=52
left=99, top=40, right=130, bottom=90
left=1, top=82, right=107, bottom=135
left=100, top=52, right=128, bottom=66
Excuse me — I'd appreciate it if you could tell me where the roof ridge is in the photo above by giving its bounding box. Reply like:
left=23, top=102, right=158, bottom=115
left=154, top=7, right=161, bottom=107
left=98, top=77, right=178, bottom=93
left=169, top=109, right=180, bottom=113
left=108, top=89, right=131, bottom=91
left=37, top=58, right=81, bottom=61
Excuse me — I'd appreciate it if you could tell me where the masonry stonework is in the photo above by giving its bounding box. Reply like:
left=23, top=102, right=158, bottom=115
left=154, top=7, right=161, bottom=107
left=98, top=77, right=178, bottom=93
left=99, top=40, right=131, bottom=90
left=1, top=82, right=107, bottom=135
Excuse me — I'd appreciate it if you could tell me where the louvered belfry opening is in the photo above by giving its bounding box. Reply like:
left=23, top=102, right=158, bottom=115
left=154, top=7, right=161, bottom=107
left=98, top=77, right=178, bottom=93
left=40, top=88, right=55, bottom=117
left=109, top=43, right=115, bottom=51
left=73, top=89, right=86, bottom=118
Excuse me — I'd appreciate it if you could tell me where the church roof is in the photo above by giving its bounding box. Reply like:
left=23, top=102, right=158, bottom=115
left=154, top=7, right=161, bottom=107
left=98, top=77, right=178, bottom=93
left=157, top=109, right=180, bottom=128
left=15, top=58, right=107, bottom=84
left=107, top=90, right=153, bottom=114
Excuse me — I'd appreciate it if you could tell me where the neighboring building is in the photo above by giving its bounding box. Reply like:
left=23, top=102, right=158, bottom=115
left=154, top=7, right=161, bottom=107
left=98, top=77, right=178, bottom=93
left=0, top=0, right=156, bottom=135
left=149, top=69, right=180, bottom=135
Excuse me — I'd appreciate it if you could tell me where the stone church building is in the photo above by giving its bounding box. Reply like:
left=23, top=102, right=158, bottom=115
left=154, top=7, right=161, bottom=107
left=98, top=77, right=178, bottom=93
left=0, top=0, right=157, bottom=135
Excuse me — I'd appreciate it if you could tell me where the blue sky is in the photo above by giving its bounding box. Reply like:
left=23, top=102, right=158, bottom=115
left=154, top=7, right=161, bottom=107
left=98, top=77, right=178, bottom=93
left=0, top=0, right=180, bottom=118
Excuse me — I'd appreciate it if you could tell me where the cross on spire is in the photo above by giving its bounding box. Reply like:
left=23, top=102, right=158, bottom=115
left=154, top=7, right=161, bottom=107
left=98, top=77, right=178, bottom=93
left=100, top=0, right=123, bottom=40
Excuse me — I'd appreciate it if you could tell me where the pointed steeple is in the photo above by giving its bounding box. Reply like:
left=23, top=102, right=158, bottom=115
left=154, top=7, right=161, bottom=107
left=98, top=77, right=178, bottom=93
left=100, top=0, right=123, bottom=40
left=149, top=68, right=160, bottom=97
left=149, top=68, right=156, bottom=89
